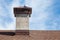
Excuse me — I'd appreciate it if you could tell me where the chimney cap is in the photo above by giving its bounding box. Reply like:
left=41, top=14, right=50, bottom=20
left=14, top=6, right=32, bottom=17
left=14, top=6, right=31, bottom=8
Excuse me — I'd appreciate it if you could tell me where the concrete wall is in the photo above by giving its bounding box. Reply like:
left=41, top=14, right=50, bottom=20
left=16, top=14, right=29, bottom=30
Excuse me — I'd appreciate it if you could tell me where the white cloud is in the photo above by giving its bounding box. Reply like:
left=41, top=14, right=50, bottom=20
left=0, top=0, right=26, bottom=30
left=25, top=0, right=54, bottom=30
left=0, top=0, right=60, bottom=30
left=0, top=0, right=20, bottom=30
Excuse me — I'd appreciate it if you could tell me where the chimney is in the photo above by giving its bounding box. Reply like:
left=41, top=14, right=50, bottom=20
left=14, top=6, right=32, bottom=35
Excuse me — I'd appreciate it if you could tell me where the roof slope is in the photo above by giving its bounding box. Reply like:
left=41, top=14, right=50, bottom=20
left=0, top=30, right=60, bottom=40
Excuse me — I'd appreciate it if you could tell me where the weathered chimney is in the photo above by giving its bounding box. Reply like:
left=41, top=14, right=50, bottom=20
left=14, top=6, right=32, bottom=35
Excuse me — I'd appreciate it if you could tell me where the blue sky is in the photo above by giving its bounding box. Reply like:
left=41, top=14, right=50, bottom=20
left=0, top=0, right=60, bottom=30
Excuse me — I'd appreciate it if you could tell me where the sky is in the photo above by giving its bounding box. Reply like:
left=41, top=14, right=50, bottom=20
left=0, top=0, right=60, bottom=30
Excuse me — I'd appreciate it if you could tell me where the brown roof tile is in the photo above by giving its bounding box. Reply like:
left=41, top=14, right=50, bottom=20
left=0, top=30, right=60, bottom=40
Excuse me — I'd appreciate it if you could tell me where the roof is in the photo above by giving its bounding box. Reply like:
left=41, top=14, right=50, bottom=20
left=0, top=30, right=60, bottom=40
left=0, top=30, right=15, bottom=32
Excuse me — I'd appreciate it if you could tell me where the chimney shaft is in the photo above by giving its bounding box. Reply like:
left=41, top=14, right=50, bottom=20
left=14, top=6, right=32, bottom=35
